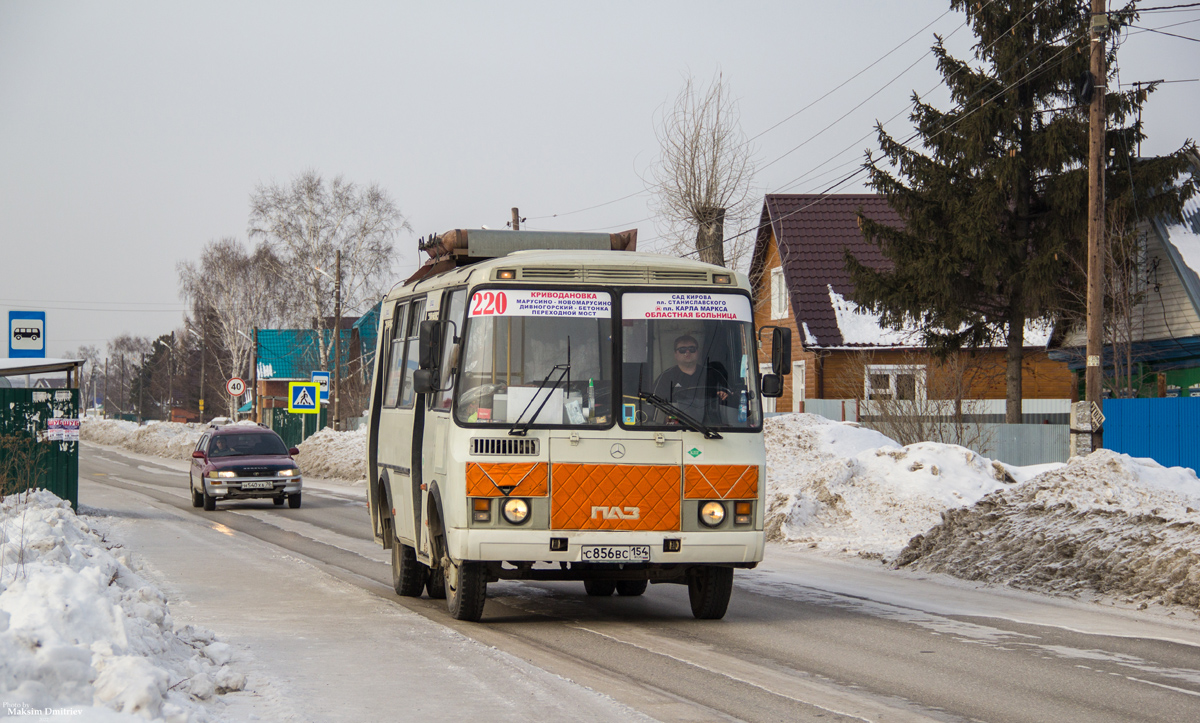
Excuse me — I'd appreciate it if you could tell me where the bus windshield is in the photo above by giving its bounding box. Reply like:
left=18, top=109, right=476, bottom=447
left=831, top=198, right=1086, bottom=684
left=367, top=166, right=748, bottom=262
left=620, top=292, right=761, bottom=431
left=455, top=289, right=613, bottom=427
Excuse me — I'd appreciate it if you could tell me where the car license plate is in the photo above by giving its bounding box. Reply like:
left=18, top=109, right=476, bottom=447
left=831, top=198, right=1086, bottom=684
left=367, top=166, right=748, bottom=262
left=580, top=545, right=651, bottom=562
left=241, top=480, right=273, bottom=490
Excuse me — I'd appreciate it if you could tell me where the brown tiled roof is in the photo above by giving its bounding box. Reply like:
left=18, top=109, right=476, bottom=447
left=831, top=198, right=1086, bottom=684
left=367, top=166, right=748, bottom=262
left=762, top=194, right=902, bottom=348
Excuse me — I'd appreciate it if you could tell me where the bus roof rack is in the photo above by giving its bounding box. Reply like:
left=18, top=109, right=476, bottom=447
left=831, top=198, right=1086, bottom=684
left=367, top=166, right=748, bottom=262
left=419, top=228, right=637, bottom=261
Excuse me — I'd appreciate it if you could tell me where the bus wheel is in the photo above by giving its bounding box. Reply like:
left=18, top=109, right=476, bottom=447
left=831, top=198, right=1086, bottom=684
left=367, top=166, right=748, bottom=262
left=426, top=565, right=446, bottom=599
left=444, top=558, right=487, bottom=621
left=688, top=567, right=733, bottom=620
left=583, top=579, right=615, bottom=596
left=391, top=542, right=427, bottom=597
left=615, top=580, right=648, bottom=597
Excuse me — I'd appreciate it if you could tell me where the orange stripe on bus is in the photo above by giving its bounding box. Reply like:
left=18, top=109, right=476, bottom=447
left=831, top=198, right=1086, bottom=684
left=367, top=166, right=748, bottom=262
left=551, top=463, right=680, bottom=531
left=683, top=465, right=758, bottom=499
left=465, top=462, right=549, bottom=497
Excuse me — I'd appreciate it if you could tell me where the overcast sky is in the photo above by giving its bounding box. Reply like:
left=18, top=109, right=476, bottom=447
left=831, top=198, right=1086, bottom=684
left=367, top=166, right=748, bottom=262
left=2, top=1, right=1196, bottom=358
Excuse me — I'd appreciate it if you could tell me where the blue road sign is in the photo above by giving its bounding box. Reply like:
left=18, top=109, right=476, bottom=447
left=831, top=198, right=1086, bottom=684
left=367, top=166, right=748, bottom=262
left=9, top=311, right=46, bottom=359
left=311, top=370, right=330, bottom=403
left=288, top=382, right=320, bottom=414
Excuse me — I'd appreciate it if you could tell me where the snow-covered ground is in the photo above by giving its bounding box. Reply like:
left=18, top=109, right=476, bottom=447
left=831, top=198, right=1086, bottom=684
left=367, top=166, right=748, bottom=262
left=0, top=490, right=245, bottom=722
left=764, top=413, right=1200, bottom=610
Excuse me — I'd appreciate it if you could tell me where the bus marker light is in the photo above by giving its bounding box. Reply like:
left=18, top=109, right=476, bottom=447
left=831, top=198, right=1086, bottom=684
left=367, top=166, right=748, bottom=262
left=663, top=538, right=681, bottom=552
left=497, top=269, right=516, bottom=280
left=473, top=498, right=491, bottom=522
left=550, top=537, right=568, bottom=551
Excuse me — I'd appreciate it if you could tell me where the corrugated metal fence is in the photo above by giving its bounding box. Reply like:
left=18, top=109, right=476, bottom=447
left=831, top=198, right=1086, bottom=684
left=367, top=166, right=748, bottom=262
left=0, top=388, right=79, bottom=508
left=1104, top=397, right=1200, bottom=474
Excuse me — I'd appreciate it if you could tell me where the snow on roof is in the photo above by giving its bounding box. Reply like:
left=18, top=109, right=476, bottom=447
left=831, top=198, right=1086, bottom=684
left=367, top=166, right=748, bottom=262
left=1164, top=196, right=1200, bottom=275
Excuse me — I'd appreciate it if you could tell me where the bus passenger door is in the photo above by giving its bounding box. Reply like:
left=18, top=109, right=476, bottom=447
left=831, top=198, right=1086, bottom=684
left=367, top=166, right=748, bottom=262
left=377, top=299, right=425, bottom=549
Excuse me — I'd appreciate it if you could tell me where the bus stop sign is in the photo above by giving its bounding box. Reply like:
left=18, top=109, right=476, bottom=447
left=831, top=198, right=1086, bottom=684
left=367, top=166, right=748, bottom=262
left=9, top=311, right=46, bottom=359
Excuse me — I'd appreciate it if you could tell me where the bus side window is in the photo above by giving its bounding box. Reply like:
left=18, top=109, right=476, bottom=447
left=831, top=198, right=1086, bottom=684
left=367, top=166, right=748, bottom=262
left=434, top=289, right=467, bottom=410
left=398, top=299, right=427, bottom=409
left=382, top=303, right=408, bottom=407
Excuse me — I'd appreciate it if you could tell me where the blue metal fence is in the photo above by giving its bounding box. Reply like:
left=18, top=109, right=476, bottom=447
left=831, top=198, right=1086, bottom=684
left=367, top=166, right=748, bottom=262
left=1104, top=398, right=1200, bottom=474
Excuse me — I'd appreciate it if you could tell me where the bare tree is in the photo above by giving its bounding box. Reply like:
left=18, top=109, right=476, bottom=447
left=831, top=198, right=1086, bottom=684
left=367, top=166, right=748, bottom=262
left=107, top=334, right=151, bottom=416
left=179, top=238, right=287, bottom=418
left=65, top=344, right=99, bottom=409
left=248, top=171, right=409, bottom=373
left=649, top=72, right=756, bottom=269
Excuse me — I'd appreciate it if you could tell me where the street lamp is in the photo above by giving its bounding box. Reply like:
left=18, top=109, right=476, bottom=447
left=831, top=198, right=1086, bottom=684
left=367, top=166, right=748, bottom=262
left=313, top=253, right=342, bottom=431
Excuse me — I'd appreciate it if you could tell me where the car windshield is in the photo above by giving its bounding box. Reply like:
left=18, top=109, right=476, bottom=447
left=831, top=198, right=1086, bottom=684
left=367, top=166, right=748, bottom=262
left=455, top=289, right=613, bottom=427
left=209, top=433, right=289, bottom=458
left=620, top=292, right=761, bottom=431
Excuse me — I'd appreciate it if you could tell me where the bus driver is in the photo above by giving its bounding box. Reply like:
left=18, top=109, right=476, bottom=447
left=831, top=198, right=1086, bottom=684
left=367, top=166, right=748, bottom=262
left=651, top=334, right=730, bottom=423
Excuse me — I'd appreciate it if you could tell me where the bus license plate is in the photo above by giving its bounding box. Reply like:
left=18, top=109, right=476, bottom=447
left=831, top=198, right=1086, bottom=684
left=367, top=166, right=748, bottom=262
left=241, top=481, right=273, bottom=490
left=580, top=545, right=651, bottom=562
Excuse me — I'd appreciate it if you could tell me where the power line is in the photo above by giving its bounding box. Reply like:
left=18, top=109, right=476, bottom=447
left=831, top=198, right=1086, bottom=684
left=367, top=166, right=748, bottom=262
left=1129, top=23, right=1200, bottom=40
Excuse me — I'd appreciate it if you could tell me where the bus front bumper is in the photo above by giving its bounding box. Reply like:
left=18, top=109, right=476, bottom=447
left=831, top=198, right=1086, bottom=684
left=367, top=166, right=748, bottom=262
left=451, top=528, right=764, bottom=566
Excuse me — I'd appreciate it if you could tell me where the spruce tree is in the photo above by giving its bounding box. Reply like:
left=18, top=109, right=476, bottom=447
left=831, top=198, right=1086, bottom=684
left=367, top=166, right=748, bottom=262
left=846, top=0, right=1195, bottom=423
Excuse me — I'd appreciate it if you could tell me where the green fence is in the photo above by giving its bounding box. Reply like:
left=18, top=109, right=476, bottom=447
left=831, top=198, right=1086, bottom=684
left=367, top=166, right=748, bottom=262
left=262, top=406, right=328, bottom=448
left=0, top=388, right=79, bottom=508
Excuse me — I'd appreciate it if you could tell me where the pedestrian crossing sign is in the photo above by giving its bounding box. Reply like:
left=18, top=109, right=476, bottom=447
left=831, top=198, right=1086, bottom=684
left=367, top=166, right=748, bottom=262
left=288, top=382, right=320, bottom=414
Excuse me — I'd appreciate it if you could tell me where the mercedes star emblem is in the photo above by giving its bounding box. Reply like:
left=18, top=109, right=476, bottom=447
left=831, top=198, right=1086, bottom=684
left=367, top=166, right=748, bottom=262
left=610, top=443, right=626, bottom=459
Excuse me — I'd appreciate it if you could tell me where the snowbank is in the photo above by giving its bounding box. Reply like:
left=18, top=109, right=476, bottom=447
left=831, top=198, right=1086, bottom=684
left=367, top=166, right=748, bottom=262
left=765, top=414, right=1016, bottom=558
left=0, top=490, right=245, bottom=721
left=896, top=450, right=1200, bottom=608
left=293, top=425, right=367, bottom=482
left=81, top=420, right=204, bottom=461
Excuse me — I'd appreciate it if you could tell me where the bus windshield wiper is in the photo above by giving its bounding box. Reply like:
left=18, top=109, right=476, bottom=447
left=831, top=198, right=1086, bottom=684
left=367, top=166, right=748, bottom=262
left=637, top=392, right=723, bottom=440
left=508, top=364, right=570, bottom=436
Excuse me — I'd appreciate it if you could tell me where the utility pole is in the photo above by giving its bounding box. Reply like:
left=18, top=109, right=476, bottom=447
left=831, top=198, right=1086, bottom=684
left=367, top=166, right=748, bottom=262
left=511, top=207, right=520, bottom=231
left=199, top=327, right=206, bottom=423
left=1084, top=0, right=1109, bottom=453
left=333, top=249, right=342, bottom=431
left=138, top=351, right=145, bottom=424
left=103, top=358, right=109, bottom=418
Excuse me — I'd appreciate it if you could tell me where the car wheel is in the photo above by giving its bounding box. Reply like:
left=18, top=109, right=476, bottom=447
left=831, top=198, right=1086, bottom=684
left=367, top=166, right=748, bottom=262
left=190, top=479, right=203, bottom=508
left=288, top=493, right=302, bottom=509
left=444, top=556, right=487, bottom=622
left=583, top=579, right=616, bottom=596
left=391, top=542, right=427, bottom=597
left=202, top=487, right=216, bottom=511
left=615, top=579, right=648, bottom=597
left=273, top=496, right=285, bottom=506
left=687, top=566, right=734, bottom=620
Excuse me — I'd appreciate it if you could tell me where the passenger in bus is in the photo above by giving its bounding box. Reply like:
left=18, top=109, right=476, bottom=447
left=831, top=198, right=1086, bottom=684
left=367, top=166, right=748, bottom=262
left=651, top=334, right=730, bottom=423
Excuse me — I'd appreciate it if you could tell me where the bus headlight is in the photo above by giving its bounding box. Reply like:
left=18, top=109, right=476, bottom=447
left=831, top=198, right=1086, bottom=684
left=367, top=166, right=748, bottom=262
left=699, top=501, right=725, bottom=527
left=502, top=498, right=530, bottom=525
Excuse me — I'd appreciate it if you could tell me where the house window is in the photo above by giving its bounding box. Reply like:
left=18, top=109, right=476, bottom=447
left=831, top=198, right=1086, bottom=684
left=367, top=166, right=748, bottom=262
left=770, top=267, right=787, bottom=320
left=864, top=365, right=925, bottom=401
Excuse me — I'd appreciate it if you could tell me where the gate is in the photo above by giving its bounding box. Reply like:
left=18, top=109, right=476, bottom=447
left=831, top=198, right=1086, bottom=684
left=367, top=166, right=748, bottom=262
left=262, top=406, right=328, bottom=448
left=0, top=388, right=79, bottom=508
left=1104, top=397, right=1200, bottom=475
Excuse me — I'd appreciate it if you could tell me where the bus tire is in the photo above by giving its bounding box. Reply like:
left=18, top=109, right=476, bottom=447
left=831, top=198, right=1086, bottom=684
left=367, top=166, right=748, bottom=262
left=444, top=559, right=487, bottom=621
left=426, top=566, right=447, bottom=599
left=391, top=542, right=427, bottom=597
left=688, top=566, right=733, bottom=620
left=615, top=579, right=648, bottom=597
left=583, top=579, right=616, bottom=596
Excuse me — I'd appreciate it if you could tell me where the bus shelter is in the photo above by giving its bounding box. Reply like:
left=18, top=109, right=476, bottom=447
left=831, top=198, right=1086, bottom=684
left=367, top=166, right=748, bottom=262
left=0, top=358, right=85, bottom=508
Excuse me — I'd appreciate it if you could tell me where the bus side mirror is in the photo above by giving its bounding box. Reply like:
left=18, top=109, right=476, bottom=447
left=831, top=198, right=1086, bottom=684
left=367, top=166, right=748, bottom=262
left=412, top=368, right=438, bottom=394
left=417, top=321, right=444, bottom=370
left=771, top=327, right=792, bottom=373
left=761, top=374, right=783, bottom=398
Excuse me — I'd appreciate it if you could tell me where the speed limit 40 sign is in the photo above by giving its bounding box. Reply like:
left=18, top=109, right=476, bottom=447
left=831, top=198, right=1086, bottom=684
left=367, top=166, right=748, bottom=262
left=226, top=377, right=246, bottom=396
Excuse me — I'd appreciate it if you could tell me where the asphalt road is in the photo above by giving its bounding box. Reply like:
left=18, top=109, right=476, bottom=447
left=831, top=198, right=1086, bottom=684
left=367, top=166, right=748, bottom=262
left=79, top=443, right=1200, bottom=723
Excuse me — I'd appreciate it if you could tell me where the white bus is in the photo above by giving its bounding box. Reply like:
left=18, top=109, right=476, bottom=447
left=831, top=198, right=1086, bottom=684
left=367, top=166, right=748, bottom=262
left=366, top=229, right=790, bottom=621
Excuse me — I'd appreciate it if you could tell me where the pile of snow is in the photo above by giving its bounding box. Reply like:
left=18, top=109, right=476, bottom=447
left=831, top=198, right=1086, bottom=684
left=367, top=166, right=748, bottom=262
left=765, top=413, right=1017, bottom=558
left=0, top=489, right=245, bottom=721
left=896, top=450, right=1200, bottom=608
left=294, top=426, right=367, bottom=482
left=81, top=419, right=204, bottom=461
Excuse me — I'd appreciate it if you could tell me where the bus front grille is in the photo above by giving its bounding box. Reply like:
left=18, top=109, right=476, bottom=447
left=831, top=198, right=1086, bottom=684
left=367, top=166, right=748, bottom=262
left=650, top=270, right=710, bottom=283
left=470, top=437, right=540, bottom=456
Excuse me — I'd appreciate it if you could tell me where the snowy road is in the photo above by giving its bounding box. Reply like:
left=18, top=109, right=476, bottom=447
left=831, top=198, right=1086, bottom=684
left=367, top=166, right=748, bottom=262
left=79, top=443, right=1200, bottom=722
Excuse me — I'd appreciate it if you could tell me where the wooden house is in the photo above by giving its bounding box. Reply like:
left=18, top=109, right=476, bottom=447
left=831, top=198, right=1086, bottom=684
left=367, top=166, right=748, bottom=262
left=748, top=194, right=1075, bottom=416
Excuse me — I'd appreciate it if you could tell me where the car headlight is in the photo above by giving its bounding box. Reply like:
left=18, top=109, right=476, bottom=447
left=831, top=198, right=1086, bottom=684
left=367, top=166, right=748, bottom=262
left=699, top=501, right=725, bottom=527
left=208, top=470, right=237, bottom=479
left=278, top=468, right=300, bottom=477
left=501, top=498, right=529, bottom=525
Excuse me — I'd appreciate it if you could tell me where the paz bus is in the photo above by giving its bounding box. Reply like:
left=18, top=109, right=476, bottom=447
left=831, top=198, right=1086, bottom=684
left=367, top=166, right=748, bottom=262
left=366, top=228, right=790, bottom=621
